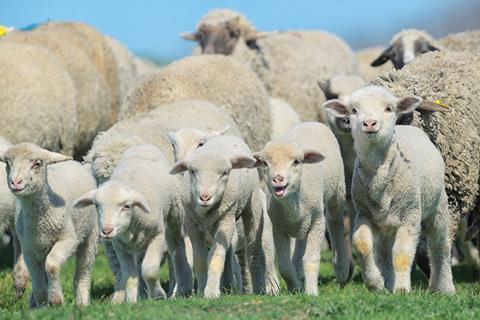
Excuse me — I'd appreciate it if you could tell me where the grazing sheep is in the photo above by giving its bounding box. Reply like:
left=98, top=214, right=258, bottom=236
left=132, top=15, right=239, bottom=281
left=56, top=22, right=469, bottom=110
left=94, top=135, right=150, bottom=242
left=269, top=98, right=301, bottom=141
left=324, top=85, right=455, bottom=294
left=0, top=143, right=98, bottom=307
left=356, top=47, right=394, bottom=80
left=181, top=9, right=359, bottom=122
left=119, top=55, right=271, bottom=152
left=169, top=135, right=278, bottom=298
left=252, top=122, right=349, bottom=296
left=0, top=42, right=77, bottom=156
left=0, top=138, right=28, bottom=299
left=74, top=145, right=192, bottom=303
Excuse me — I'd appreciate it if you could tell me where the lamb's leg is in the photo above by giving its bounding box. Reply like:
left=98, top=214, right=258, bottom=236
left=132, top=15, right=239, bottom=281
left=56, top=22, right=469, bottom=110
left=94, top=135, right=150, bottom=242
left=185, top=215, right=208, bottom=295
left=220, top=246, right=237, bottom=294
left=11, top=230, right=28, bottom=299
left=141, top=234, right=167, bottom=299
left=45, top=238, right=79, bottom=306
left=456, top=217, right=480, bottom=271
left=74, top=230, right=98, bottom=306
left=203, top=215, right=235, bottom=299
left=326, top=198, right=350, bottom=285
left=237, top=246, right=252, bottom=294
left=426, top=195, right=455, bottom=294
left=301, top=216, right=325, bottom=296
left=391, top=224, right=420, bottom=293
left=352, top=215, right=384, bottom=291
left=104, top=240, right=124, bottom=303
left=23, top=253, right=48, bottom=308
left=167, top=234, right=193, bottom=297
left=273, top=225, right=302, bottom=293
left=115, top=248, right=139, bottom=303
left=343, top=199, right=356, bottom=279
left=376, top=234, right=394, bottom=292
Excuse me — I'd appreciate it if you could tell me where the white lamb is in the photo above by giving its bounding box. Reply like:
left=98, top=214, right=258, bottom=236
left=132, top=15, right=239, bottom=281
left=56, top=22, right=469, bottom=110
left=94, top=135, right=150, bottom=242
left=74, top=144, right=192, bottom=303
left=324, top=85, right=455, bottom=294
left=0, top=143, right=98, bottom=307
left=252, top=122, right=350, bottom=296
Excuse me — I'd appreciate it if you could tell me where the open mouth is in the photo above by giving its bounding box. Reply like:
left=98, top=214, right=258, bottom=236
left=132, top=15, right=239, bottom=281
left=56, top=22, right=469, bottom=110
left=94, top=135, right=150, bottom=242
left=273, top=185, right=287, bottom=197
left=11, top=186, right=26, bottom=194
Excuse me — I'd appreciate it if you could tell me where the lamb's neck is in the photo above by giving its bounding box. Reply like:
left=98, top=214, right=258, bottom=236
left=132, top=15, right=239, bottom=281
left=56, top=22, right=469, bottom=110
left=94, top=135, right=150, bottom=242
left=355, top=136, right=397, bottom=175
left=17, top=187, right=52, bottom=219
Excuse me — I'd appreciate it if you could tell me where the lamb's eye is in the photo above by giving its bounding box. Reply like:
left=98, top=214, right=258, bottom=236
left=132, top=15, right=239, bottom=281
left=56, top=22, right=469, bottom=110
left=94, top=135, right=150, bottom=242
left=197, top=140, right=206, bottom=148
left=123, top=204, right=131, bottom=210
left=32, top=160, right=42, bottom=170
left=351, top=108, right=357, bottom=114
left=385, top=106, right=393, bottom=113
left=293, top=159, right=300, bottom=167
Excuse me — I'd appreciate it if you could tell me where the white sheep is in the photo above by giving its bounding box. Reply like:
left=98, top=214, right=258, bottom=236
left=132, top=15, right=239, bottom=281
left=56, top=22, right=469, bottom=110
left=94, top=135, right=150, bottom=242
left=169, top=134, right=278, bottom=298
left=181, top=9, right=359, bottom=122
left=252, top=122, right=349, bottom=295
left=356, top=46, right=394, bottom=80
left=0, top=143, right=99, bottom=307
left=269, top=98, right=301, bottom=141
left=324, top=85, right=455, bottom=294
left=74, top=145, right=192, bottom=303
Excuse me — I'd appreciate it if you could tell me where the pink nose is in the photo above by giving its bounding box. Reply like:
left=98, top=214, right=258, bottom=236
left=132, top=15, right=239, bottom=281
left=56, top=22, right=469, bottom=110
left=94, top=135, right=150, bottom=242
left=272, top=175, right=284, bottom=184
left=10, top=177, right=23, bottom=189
left=102, top=226, right=113, bottom=236
left=199, top=193, right=212, bottom=202
left=363, top=119, right=377, bottom=130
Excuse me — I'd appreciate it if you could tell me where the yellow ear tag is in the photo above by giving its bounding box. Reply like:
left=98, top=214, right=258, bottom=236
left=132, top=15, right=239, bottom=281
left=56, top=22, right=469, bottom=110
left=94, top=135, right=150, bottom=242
left=0, top=25, right=13, bottom=37
left=434, top=99, right=449, bottom=109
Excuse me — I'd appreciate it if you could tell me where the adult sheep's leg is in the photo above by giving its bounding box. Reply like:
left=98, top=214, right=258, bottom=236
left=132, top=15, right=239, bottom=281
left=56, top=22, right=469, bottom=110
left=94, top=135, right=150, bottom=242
left=391, top=222, right=420, bottom=293
left=352, top=215, right=384, bottom=292
left=204, top=216, right=235, bottom=299
left=74, top=230, right=98, bottom=306
left=425, top=195, right=455, bottom=294
left=11, top=230, right=29, bottom=299
left=301, top=216, right=325, bottom=296
left=23, top=253, right=48, bottom=308
left=114, top=245, right=139, bottom=303
left=326, top=198, right=350, bottom=285
left=45, top=238, right=79, bottom=306
left=141, top=234, right=167, bottom=299
left=104, top=240, right=124, bottom=303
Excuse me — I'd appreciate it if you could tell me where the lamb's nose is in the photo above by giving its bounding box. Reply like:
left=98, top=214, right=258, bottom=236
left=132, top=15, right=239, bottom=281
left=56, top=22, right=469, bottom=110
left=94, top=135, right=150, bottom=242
left=102, top=226, right=113, bottom=236
left=272, top=175, right=284, bottom=183
left=199, top=193, right=212, bottom=202
left=10, top=177, right=23, bottom=188
left=363, top=119, right=377, bottom=130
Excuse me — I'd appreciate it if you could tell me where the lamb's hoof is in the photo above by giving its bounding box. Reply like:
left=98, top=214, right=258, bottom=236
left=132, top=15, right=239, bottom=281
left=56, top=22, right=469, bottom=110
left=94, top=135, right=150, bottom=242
left=365, top=277, right=384, bottom=292
left=394, top=286, right=410, bottom=294
left=15, top=285, right=26, bottom=299
left=430, top=285, right=456, bottom=295
left=48, top=292, right=64, bottom=306
left=111, top=291, right=125, bottom=304
left=203, top=288, right=220, bottom=299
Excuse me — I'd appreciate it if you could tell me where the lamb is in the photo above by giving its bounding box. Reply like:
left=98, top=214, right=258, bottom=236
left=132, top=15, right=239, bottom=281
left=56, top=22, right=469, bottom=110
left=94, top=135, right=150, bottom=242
left=181, top=9, right=359, bottom=122
left=0, top=143, right=99, bottom=307
left=74, top=145, right=192, bottom=303
left=0, top=41, right=77, bottom=156
left=169, top=134, right=279, bottom=298
left=252, top=122, right=349, bottom=296
left=269, top=98, right=301, bottom=141
left=0, top=138, right=28, bottom=299
left=356, top=47, right=394, bottom=80
left=324, top=85, right=455, bottom=294
left=119, top=55, right=271, bottom=152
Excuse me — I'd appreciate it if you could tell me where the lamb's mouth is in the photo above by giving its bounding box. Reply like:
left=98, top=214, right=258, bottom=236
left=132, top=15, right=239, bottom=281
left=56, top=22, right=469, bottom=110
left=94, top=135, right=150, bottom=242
left=273, top=185, right=287, bottom=197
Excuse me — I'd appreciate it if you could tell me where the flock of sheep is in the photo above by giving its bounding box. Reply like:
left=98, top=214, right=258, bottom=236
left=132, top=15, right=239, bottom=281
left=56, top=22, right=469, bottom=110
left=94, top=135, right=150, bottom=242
left=0, top=8, right=480, bottom=308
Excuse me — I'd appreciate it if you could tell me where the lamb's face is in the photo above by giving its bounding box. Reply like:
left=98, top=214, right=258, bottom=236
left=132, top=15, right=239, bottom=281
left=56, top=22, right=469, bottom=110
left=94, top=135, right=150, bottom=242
left=253, top=142, right=324, bottom=199
left=192, top=22, right=241, bottom=55
left=169, top=128, right=208, bottom=162
left=0, top=143, right=72, bottom=197
left=323, top=85, right=422, bottom=148
left=73, top=182, right=151, bottom=239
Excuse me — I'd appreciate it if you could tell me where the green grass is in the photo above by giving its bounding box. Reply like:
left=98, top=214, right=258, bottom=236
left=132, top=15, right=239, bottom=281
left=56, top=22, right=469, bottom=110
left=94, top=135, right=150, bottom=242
left=0, top=247, right=479, bottom=319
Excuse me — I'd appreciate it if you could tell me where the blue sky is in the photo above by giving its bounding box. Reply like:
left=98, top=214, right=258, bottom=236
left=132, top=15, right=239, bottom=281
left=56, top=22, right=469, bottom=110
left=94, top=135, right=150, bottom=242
left=2, top=1, right=479, bottom=61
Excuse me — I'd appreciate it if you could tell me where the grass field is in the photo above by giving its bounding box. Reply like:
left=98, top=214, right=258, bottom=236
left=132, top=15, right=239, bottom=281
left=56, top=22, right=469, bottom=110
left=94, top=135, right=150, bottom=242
left=0, top=246, right=479, bottom=319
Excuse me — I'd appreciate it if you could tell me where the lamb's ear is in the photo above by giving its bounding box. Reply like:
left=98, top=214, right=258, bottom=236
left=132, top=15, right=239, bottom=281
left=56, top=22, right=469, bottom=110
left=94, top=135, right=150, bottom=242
left=179, top=32, right=198, bottom=41
left=169, top=160, right=188, bottom=175
left=43, top=150, right=73, bottom=164
left=73, top=190, right=97, bottom=208
left=323, top=99, right=350, bottom=118
left=417, top=100, right=450, bottom=113
left=230, top=155, right=257, bottom=169
left=131, top=190, right=151, bottom=213
left=303, top=150, right=325, bottom=164
left=251, top=152, right=266, bottom=168
left=244, top=30, right=274, bottom=48
left=397, top=96, right=422, bottom=115
left=210, top=124, right=231, bottom=136
left=427, top=43, right=440, bottom=52
left=167, top=131, right=176, bottom=143
left=371, top=45, right=394, bottom=67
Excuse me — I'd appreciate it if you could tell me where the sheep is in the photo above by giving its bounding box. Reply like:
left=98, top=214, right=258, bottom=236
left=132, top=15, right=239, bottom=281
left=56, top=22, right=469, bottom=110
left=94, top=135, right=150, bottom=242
left=324, top=85, right=456, bottom=294
left=3, top=22, right=121, bottom=156
left=119, top=54, right=271, bottom=152
left=439, top=29, right=480, bottom=54
left=0, top=138, right=29, bottom=299
left=0, top=41, right=77, bottom=156
left=370, top=29, right=441, bottom=70
left=74, top=145, right=192, bottom=303
left=252, top=122, right=349, bottom=295
left=169, top=134, right=278, bottom=298
left=356, top=47, right=394, bottom=80
left=0, top=143, right=99, bottom=307
left=269, top=98, right=301, bottom=141
left=181, top=9, right=359, bottom=122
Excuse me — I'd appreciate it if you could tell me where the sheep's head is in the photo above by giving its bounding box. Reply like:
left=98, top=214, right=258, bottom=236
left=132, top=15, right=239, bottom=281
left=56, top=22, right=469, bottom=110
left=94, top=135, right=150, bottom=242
left=168, top=125, right=230, bottom=161
left=169, top=149, right=255, bottom=209
left=180, top=9, right=268, bottom=55
left=252, top=142, right=324, bottom=199
left=371, top=29, right=439, bottom=69
left=324, top=85, right=422, bottom=147
left=73, top=181, right=151, bottom=239
left=0, top=143, right=72, bottom=197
